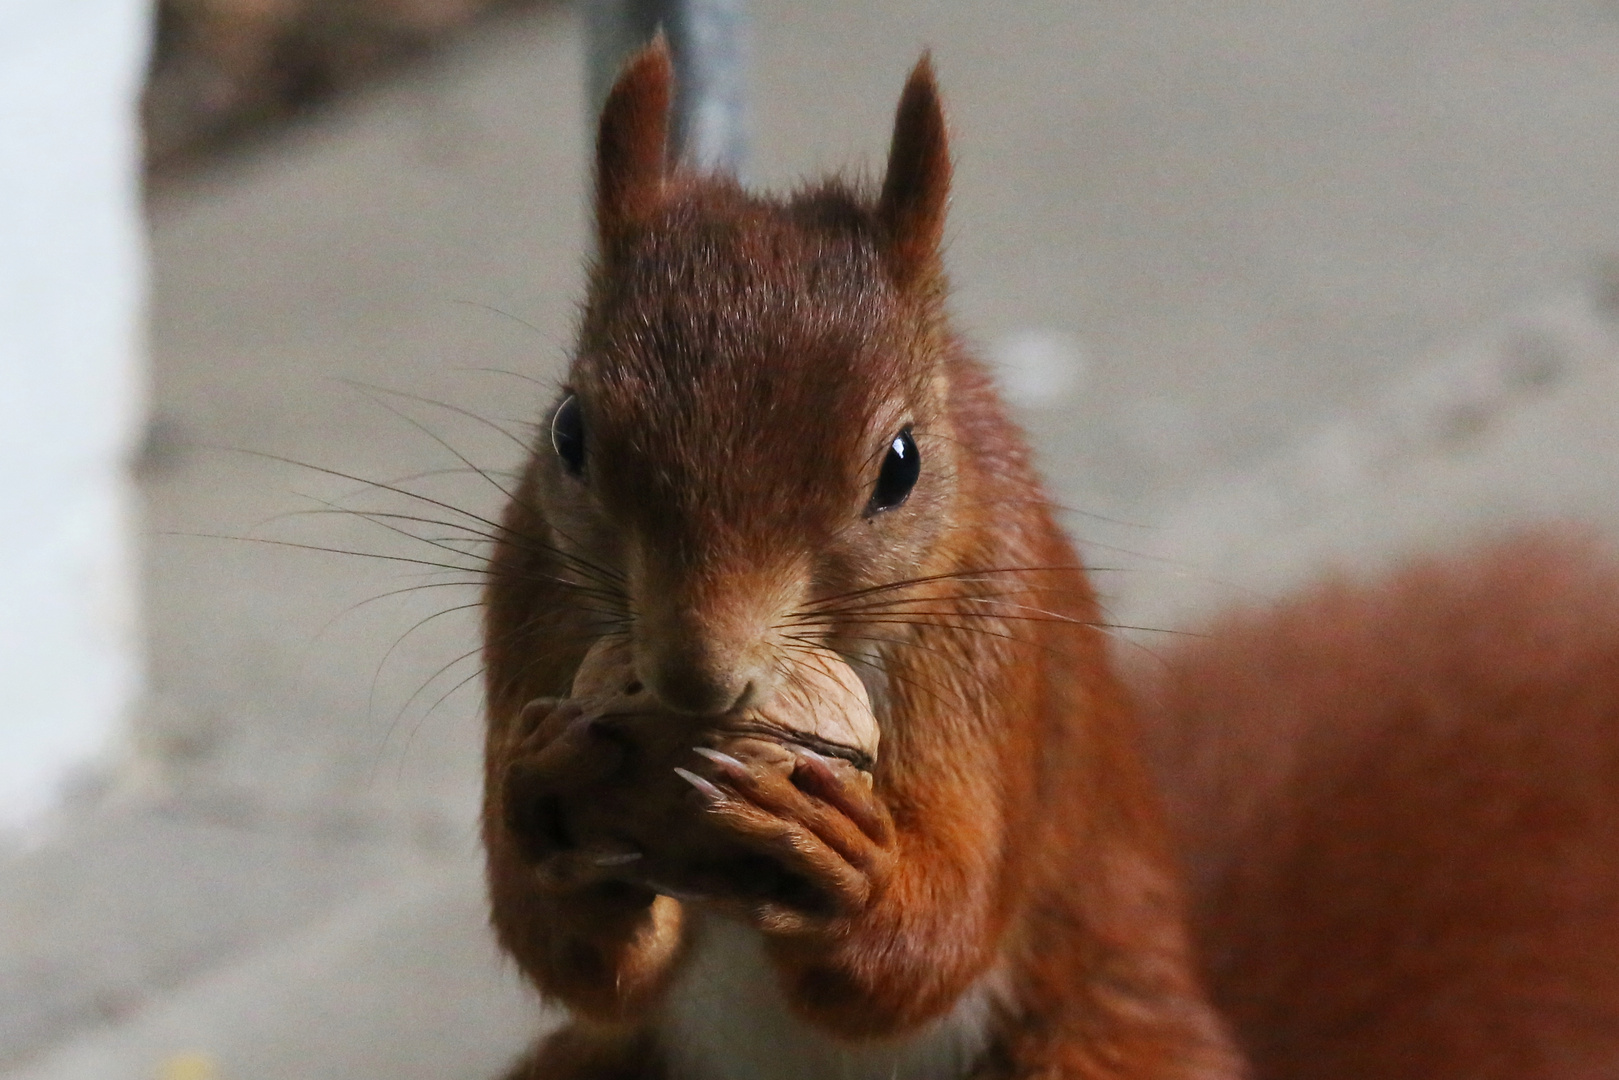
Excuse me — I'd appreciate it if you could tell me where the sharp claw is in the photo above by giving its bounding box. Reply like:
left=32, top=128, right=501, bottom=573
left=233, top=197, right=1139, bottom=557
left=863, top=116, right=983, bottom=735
left=789, top=745, right=842, bottom=786
left=642, top=878, right=711, bottom=904
left=674, top=766, right=728, bottom=804
left=692, top=746, right=750, bottom=777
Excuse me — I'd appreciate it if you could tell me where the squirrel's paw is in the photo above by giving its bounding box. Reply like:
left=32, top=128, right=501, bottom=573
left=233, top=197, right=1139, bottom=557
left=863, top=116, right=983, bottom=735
left=501, top=699, right=639, bottom=889
left=673, top=745, right=896, bottom=934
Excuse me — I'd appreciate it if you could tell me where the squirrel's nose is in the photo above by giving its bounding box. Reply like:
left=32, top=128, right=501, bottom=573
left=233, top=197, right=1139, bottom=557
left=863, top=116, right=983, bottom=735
left=636, top=629, right=767, bottom=717
left=630, top=550, right=791, bottom=717
left=648, top=662, right=755, bottom=717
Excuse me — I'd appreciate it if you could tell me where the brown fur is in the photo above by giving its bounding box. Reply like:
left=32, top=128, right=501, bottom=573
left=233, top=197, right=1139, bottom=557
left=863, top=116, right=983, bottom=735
left=1140, top=531, right=1619, bottom=1080
left=595, top=42, right=675, bottom=250
left=481, top=41, right=1619, bottom=1080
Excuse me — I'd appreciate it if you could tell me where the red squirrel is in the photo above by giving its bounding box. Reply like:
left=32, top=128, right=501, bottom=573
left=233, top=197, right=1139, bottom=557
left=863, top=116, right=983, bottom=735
left=480, top=42, right=1619, bottom=1080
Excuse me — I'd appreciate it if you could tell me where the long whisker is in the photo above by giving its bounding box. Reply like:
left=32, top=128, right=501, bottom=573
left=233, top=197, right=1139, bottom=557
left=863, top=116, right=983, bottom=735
left=369, top=600, right=489, bottom=750
left=370, top=645, right=482, bottom=790
left=337, top=377, right=535, bottom=458
left=481, top=616, right=635, bottom=716
left=379, top=636, right=493, bottom=762
left=272, top=505, right=632, bottom=607
left=511, top=515, right=631, bottom=592
left=340, top=382, right=523, bottom=507
left=955, top=594, right=1201, bottom=636
left=799, top=565, right=1092, bottom=613
left=397, top=660, right=495, bottom=781
left=777, top=634, right=975, bottom=717
left=205, top=442, right=628, bottom=591
left=788, top=581, right=1115, bottom=622
left=310, top=578, right=484, bottom=643
left=448, top=299, right=547, bottom=339
left=269, top=499, right=498, bottom=567
left=202, top=445, right=517, bottom=545
left=797, top=614, right=1094, bottom=666
left=164, top=531, right=484, bottom=574
left=308, top=390, right=627, bottom=595
left=804, top=604, right=1201, bottom=639
left=375, top=464, right=523, bottom=489
left=212, top=496, right=630, bottom=607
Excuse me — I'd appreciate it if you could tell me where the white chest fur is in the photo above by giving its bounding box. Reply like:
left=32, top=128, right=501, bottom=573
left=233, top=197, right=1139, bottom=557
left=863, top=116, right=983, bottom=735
left=660, top=916, right=995, bottom=1080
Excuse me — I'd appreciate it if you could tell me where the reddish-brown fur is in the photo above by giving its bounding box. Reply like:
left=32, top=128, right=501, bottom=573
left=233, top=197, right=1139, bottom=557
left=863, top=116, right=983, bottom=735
left=481, top=42, right=1619, bottom=1080
left=1139, top=531, right=1619, bottom=1080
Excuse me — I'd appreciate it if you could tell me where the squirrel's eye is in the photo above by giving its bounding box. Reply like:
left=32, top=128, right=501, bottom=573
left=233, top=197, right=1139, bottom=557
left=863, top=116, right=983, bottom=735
left=551, top=393, right=586, bottom=476
left=868, top=428, right=920, bottom=514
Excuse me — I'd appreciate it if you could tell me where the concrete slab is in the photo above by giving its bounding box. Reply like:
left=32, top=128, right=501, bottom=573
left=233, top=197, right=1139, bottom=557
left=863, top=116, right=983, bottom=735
left=1107, top=279, right=1619, bottom=633
left=0, top=804, right=434, bottom=1070
left=5, top=854, right=543, bottom=1080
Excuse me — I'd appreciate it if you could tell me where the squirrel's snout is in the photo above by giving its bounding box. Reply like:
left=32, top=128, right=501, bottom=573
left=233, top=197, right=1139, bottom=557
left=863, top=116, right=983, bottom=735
left=647, top=661, right=756, bottom=717
left=630, top=550, right=802, bottom=717
left=634, top=622, right=773, bottom=717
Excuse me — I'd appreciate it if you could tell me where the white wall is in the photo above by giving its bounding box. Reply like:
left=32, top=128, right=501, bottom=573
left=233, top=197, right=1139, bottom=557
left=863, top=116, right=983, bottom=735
left=0, top=0, right=149, bottom=835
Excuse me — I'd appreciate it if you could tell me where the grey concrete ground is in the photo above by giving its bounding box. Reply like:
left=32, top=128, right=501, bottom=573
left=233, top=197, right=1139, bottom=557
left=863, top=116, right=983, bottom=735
left=7, top=1, right=1619, bottom=1076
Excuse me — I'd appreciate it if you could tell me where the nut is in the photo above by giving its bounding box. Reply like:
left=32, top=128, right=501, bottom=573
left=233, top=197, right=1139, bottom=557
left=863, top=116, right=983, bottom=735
left=570, top=636, right=879, bottom=767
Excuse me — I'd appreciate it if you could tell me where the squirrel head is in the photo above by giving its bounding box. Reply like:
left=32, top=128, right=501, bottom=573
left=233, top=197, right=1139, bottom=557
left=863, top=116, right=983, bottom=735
left=529, top=42, right=967, bottom=718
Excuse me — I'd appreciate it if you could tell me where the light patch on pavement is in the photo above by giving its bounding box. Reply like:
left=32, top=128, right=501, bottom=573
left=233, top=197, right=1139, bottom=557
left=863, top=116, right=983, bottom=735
left=158, top=1053, right=218, bottom=1080
left=991, top=329, right=1088, bottom=408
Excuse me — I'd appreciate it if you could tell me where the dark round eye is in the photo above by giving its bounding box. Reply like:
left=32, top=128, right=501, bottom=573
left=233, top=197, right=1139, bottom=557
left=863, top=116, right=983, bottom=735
left=551, top=393, right=585, bottom=476
left=868, top=428, right=920, bottom=514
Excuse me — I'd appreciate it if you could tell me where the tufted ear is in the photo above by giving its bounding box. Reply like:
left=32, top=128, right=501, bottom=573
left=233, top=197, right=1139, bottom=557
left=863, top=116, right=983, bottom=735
left=596, top=36, right=673, bottom=247
left=877, top=54, right=952, bottom=286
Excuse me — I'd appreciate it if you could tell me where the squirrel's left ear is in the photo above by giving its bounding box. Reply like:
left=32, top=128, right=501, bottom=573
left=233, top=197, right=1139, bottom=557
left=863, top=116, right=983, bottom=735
left=877, top=54, right=951, bottom=286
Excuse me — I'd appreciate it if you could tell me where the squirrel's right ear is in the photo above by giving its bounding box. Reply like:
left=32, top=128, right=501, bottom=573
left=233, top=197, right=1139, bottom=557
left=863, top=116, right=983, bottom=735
left=878, top=54, right=952, bottom=287
left=595, top=37, right=673, bottom=247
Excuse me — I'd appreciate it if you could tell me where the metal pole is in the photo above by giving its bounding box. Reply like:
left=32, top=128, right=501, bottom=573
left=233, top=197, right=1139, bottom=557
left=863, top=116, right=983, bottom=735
left=585, top=0, right=748, bottom=176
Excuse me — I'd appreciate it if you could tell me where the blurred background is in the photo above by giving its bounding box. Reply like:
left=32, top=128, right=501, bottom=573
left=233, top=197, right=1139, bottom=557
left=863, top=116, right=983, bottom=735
left=5, top=1, right=1619, bottom=1077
